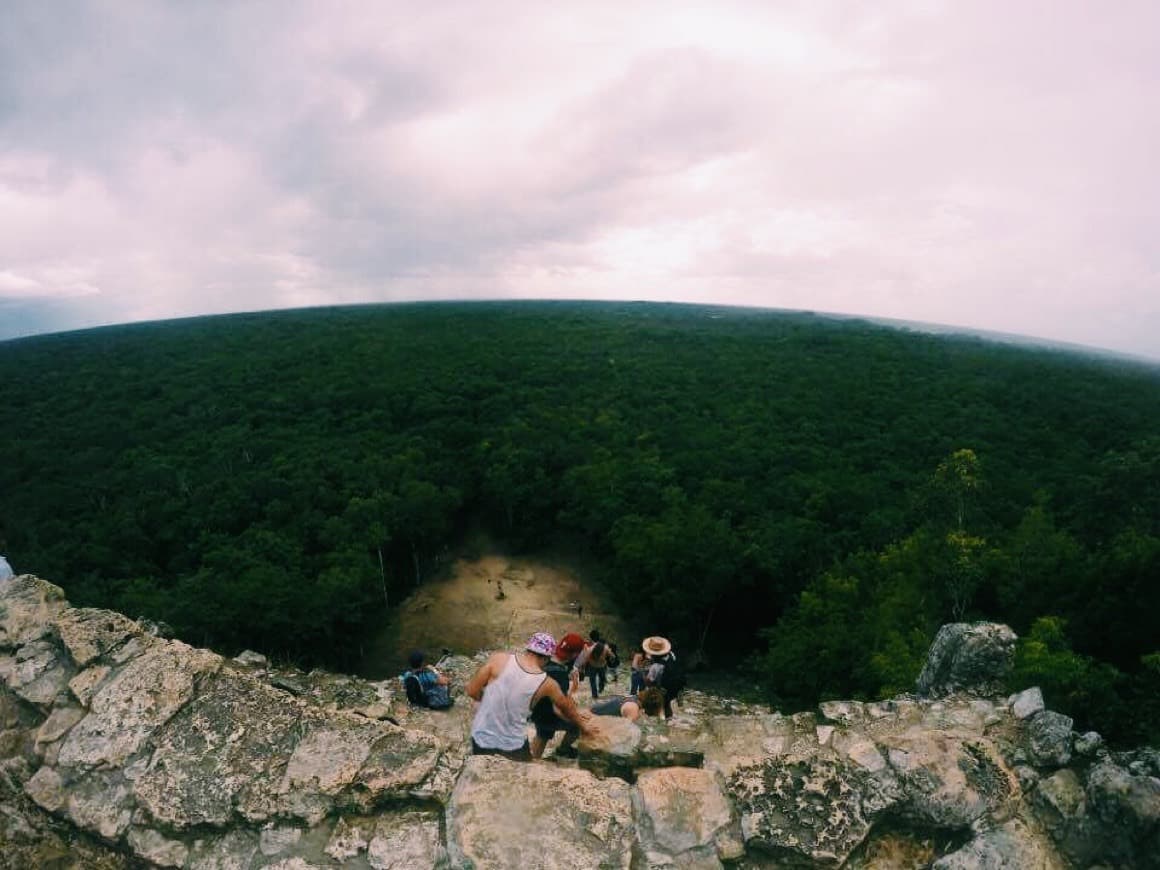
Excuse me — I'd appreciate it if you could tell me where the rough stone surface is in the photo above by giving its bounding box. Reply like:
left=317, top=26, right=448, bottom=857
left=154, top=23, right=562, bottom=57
left=1025, top=710, right=1074, bottom=767
left=1073, top=730, right=1103, bottom=757
left=1083, top=760, right=1160, bottom=867
left=8, top=638, right=74, bottom=705
left=882, top=730, right=1016, bottom=828
left=68, top=664, right=111, bottom=707
left=127, top=826, right=190, bottom=867
left=233, top=649, right=268, bottom=668
left=0, top=576, right=68, bottom=649
left=320, top=810, right=444, bottom=869
left=53, top=608, right=142, bottom=668
left=915, top=622, right=1017, bottom=697
left=729, top=754, right=885, bottom=866
left=1036, top=768, right=1085, bottom=820
left=57, top=640, right=222, bottom=768
left=4, top=576, right=1160, bottom=869
left=634, top=766, right=743, bottom=867
left=932, top=817, right=1066, bottom=869
left=447, top=754, right=635, bottom=868
left=1011, top=686, right=1046, bottom=719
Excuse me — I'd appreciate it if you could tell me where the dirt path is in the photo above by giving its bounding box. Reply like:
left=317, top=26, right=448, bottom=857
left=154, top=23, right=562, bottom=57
left=359, top=554, right=635, bottom=680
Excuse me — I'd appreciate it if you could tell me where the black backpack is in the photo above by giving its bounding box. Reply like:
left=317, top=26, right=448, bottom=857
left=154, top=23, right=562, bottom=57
left=402, top=671, right=453, bottom=709
left=658, top=654, right=686, bottom=697
left=403, top=672, right=428, bottom=706
left=606, top=642, right=621, bottom=670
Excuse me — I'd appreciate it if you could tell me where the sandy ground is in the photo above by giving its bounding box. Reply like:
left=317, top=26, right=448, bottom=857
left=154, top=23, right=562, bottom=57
left=360, top=554, right=635, bottom=680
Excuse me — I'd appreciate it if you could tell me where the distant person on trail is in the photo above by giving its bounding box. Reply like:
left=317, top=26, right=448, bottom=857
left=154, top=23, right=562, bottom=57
left=642, top=636, right=685, bottom=720
left=629, top=644, right=648, bottom=694
left=0, top=553, right=12, bottom=583
left=401, top=649, right=453, bottom=709
left=590, top=687, right=665, bottom=722
left=575, top=639, right=609, bottom=699
left=605, top=640, right=621, bottom=683
left=530, top=632, right=590, bottom=759
left=466, top=632, right=599, bottom=761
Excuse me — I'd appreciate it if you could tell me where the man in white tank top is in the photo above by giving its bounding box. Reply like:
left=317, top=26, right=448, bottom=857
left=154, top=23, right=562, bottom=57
left=466, top=632, right=599, bottom=761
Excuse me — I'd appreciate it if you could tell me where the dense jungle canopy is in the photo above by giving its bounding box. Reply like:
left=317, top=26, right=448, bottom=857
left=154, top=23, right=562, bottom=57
left=2, top=302, right=1158, bottom=743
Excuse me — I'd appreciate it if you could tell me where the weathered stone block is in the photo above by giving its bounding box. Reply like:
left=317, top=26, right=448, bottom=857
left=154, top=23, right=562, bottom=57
left=634, top=766, right=743, bottom=867
left=447, top=755, right=634, bottom=868
left=916, top=622, right=1017, bottom=697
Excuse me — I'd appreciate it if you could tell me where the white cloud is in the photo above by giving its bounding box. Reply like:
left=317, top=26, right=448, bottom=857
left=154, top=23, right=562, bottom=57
left=0, top=0, right=1157, bottom=359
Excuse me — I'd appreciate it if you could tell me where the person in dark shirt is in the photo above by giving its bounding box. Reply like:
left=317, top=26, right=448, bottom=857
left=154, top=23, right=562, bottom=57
left=590, top=687, right=665, bottom=722
left=530, top=632, right=588, bottom=759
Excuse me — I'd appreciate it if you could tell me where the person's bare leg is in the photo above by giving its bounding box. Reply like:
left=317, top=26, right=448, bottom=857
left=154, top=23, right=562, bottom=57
left=530, top=735, right=547, bottom=759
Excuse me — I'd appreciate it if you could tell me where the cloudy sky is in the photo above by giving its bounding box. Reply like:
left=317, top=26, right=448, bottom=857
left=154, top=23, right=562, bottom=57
left=2, top=1, right=1158, bottom=358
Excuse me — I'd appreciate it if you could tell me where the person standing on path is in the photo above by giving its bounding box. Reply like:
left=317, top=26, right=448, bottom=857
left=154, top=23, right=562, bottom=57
left=530, top=632, right=590, bottom=759
left=575, top=639, right=609, bottom=699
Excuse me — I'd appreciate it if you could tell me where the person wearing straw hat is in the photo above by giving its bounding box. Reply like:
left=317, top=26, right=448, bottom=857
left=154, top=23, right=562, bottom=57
left=642, top=636, right=684, bottom=719
left=466, top=631, right=599, bottom=761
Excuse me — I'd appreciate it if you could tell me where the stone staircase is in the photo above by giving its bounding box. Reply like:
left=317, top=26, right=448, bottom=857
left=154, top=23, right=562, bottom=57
left=3, top=575, right=1159, bottom=869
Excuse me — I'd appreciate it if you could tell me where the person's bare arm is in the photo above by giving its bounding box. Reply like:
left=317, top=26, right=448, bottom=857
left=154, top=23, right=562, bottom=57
left=621, top=701, right=641, bottom=723
left=537, top=680, right=599, bottom=736
left=465, top=653, right=503, bottom=701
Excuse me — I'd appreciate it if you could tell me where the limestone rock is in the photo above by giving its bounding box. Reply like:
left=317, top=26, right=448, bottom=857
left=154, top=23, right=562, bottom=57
left=932, top=817, right=1066, bottom=869
left=1034, top=768, right=1085, bottom=837
left=57, top=640, right=222, bottom=769
left=1025, top=710, right=1073, bottom=767
left=320, top=811, right=444, bottom=869
left=579, top=714, right=641, bottom=779
left=636, top=719, right=705, bottom=771
left=127, top=826, right=190, bottom=867
left=53, top=608, right=142, bottom=668
left=233, top=649, right=268, bottom=668
left=915, top=622, right=1017, bottom=697
left=1073, top=730, right=1103, bottom=757
left=820, top=699, right=867, bottom=726
left=63, top=766, right=136, bottom=841
left=447, top=754, right=634, bottom=869
left=7, top=581, right=1160, bottom=870
left=0, top=786, right=133, bottom=870
left=701, top=712, right=798, bottom=776
left=882, top=731, right=1016, bottom=828
left=68, top=665, right=111, bottom=707
left=7, top=638, right=74, bottom=706
left=634, top=767, right=743, bottom=867
left=34, top=705, right=85, bottom=756
left=0, top=576, right=68, bottom=650
left=729, top=754, right=885, bottom=866
left=24, top=764, right=65, bottom=811
left=1084, top=760, right=1160, bottom=866
left=185, top=829, right=260, bottom=870
left=132, top=672, right=309, bottom=829
left=1010, top=686, right=1046, bottom=719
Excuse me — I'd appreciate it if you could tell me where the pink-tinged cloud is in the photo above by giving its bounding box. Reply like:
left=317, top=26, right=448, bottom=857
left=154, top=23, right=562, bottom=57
left=0, top=0, right=1158, bottom=359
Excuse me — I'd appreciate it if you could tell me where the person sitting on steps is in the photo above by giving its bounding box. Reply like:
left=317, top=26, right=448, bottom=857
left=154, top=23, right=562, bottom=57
left=575, top=637, right=609, bottom=699
left=402, top=649, right=453, bottom=709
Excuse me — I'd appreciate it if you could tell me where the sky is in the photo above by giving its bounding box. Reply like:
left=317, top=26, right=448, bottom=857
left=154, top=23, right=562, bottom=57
left=2, top=1, right=1158, bottom=359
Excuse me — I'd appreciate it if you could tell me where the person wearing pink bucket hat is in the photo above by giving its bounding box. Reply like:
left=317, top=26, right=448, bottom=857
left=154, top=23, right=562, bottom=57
left=466, top=632, right=600, bottom=761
